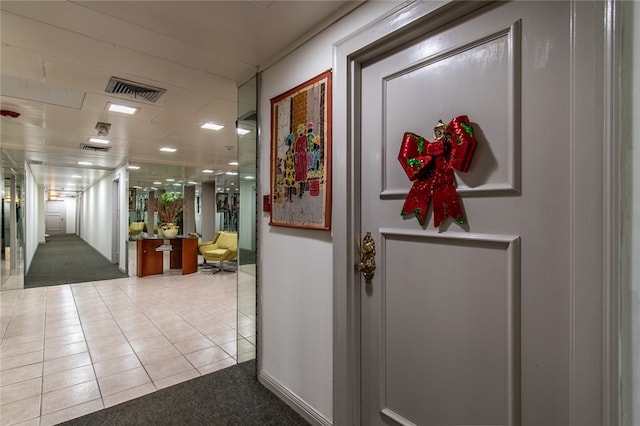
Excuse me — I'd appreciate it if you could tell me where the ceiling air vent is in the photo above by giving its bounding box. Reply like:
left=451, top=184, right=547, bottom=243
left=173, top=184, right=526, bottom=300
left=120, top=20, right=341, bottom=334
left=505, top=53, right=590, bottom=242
left=105, top=77, right=166, bottom=103
left=80, top=144, right=111, bottom=152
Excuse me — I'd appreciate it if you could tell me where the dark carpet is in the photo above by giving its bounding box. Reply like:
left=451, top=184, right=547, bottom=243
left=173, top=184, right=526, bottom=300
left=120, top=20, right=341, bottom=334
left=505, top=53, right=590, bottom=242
left=61, top=361, right=310, bottom=426
left=25, top=234, right=127, bottom=288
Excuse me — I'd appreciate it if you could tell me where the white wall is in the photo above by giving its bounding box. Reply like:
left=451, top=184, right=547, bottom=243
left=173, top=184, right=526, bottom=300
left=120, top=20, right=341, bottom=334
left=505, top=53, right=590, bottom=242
left=24, top=165, right=44, bottom=273
left=65, top=197, right=77, bottom=234
left=258, top=2, right=399, bottom=422
left=79, top=166, right=128, bottom=271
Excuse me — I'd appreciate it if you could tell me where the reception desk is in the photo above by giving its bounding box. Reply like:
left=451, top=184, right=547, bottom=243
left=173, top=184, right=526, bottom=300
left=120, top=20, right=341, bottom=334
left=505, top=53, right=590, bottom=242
left=136, top=237, right=198, bottom=277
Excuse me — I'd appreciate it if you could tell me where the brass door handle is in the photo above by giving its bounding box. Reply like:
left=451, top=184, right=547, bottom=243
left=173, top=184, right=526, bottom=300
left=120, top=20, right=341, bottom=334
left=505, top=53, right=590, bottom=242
left=358, top=232, right=376, bottom=283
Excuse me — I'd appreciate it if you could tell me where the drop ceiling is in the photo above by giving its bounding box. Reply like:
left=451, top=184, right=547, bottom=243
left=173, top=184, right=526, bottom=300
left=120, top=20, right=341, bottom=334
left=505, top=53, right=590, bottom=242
left=0, top=1, right=363, bottom=196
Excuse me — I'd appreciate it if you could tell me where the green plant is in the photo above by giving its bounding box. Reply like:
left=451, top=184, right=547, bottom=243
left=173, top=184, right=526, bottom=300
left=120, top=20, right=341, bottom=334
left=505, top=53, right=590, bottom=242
left=153, top=192, right=184, bottom=225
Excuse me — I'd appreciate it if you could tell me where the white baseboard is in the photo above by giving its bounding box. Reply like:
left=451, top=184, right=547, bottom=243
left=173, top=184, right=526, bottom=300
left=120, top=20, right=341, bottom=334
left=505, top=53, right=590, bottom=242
left=258, top=370, right=332, bottom=426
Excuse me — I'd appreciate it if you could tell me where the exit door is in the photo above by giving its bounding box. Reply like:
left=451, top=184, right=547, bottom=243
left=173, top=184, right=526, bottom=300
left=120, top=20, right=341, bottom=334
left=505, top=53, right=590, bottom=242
left=46, top=200, right=66, bottom=235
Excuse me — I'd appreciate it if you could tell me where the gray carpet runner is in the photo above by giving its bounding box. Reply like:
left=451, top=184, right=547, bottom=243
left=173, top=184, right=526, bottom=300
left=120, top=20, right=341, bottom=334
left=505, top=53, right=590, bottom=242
left=60, top=361, right=309, bottom=425
left=25, top=234, right=127, bottom=288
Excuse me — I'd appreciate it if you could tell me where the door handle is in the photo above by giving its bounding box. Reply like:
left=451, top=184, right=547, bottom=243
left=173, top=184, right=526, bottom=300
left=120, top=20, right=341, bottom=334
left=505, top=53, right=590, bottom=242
left=358, top=232, right=376, bottom=283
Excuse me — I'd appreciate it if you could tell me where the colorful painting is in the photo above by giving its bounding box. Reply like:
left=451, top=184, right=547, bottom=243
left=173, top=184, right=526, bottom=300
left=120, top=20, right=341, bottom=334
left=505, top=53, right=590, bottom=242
left=270, top=70, right=332, bottom=230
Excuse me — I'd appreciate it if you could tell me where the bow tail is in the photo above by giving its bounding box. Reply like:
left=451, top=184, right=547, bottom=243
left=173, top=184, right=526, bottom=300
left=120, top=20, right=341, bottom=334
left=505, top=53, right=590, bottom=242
left=432, top=186, right=465, bottom=227
left=401, top=180, right=432, bottom=226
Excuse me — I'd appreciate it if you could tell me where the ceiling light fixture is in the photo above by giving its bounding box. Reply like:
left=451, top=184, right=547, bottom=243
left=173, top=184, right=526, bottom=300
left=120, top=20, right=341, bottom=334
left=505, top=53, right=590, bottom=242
left=236, top=128, right=250, bottom=135
left=200, top=121, right=224, bottom=131
left=202, top=169, right=214, bottom=173
left=153, top=181, right=162, bottom=185
left=89, top=137, right=110, bottom=144
left=107, top=103, right=138, bottom=115
left=225, top=171, right=238, bottom=176
left=78, top=161, right=92, bottom=166
left=71, top=175, right=81, bottom=178
left=128, top=165, right=140, bottom=170
left=160, top=147, right=177, bottom=153
left=166, top=178, right=175, bottom=182
left=228, top=161, right=238, bottom=166
left=188, top=181, right=197, bottom=185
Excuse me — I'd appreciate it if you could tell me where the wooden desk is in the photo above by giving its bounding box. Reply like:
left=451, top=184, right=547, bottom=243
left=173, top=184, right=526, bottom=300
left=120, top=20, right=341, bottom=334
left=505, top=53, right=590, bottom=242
left=136, top=237, right=198, bottom=277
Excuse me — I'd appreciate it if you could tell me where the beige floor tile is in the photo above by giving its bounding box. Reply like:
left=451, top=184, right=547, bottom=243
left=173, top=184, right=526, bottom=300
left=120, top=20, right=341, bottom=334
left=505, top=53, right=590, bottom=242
left=196, top=357, right=237, bottom=375
left=102, top=382, right=156, bottom=408
left=85, top=332, right=127, bottom=351
left=129, top=334, right=172, bottom=353
left=88, top=342, right=134, bottom=363
left=218, top=341, right=237, bottom=358
left=0, top=363, right=43, bottom=387
left=43, top=351, right=91, bottom=376
left=0, top=377, right=42, bottom=405
left=81, top=318, right=118, bottom=332
left=206, top=329, right=237, bottom=345
left=93, top=353, right=142, bottom=378
left=185, top=346, right=230, bottom=368
left=97, top=366, right=151, bottom=397
left=81, top=324, right=122, bottom=341
left=154, top=369, right=200, bottom=390
left=144, top=355, right=195, bottom=382
left=173, top=336, right=215, bottom=355
left=10, top=417, right=40, bottom=426
left=135, top=345, right=181, bottom=365
left=0, top=350, right=43, bottom=371
left=160, top=326, right=203, bottom=344
left=0, top=340, right=43, bottom=359
left=42, top=364, right=96, bottom=393
left=77, top=311, right=113, bottom=323
left=41, top=380, right=101, bottom=415
left=237, top=351, right=256, bottom=363
left=44, top=341, right=88, bottom=361
left=44, top=317, right=80, bottom=330
left=44, top=332, right=85, bottom=349
left=121, top=326, right=162, bottom=342
left=39, top=398, right=104, bottom=426
left=0, top=331, right=44, bottom=348
left=44, top=324, right=82, bottom=339
left=0, top=394, right=40, bottom=426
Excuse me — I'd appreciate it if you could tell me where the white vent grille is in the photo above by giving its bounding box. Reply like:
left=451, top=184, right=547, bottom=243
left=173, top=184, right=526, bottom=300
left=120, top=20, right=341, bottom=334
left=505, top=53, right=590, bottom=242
left=105, top=77, right=166, bottom=103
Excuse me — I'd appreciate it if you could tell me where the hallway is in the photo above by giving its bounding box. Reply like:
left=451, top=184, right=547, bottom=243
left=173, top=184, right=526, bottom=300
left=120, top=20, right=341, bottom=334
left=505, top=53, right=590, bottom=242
left=0, top=268, right=256, bottom=425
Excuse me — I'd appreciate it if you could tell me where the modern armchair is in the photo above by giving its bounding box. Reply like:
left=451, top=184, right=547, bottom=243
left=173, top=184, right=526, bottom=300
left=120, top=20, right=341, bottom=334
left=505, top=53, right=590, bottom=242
left=198, top=231, right=238, bottom=273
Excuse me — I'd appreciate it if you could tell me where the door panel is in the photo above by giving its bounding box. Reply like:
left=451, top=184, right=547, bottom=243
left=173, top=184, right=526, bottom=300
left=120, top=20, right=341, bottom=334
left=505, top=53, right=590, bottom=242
left=45, top=200, right=66, bottom=235
left=360, top=2, right=570, bottom=425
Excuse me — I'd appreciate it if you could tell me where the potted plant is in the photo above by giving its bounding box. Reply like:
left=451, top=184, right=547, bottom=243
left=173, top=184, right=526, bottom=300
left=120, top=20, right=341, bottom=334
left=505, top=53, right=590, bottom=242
left=153, top=192, right=183, bottom=238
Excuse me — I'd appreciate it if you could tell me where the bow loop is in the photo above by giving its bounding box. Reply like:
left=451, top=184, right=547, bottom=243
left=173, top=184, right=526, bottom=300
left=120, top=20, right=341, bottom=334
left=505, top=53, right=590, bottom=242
left=398, top=116, right=478, bottom=227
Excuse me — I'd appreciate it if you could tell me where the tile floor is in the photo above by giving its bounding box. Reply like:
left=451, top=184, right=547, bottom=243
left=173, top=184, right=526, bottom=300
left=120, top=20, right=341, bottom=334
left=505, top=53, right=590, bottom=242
left=0, top=265, right=256, bottom=426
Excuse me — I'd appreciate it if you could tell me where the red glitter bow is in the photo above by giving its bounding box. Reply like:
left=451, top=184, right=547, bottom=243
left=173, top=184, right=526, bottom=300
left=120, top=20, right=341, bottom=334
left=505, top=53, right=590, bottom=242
left=398, top=115, right=477, bottom=227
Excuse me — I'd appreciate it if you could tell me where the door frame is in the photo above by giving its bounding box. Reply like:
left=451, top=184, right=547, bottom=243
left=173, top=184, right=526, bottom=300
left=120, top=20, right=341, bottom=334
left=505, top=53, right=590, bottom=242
left=332, top=1, right=621, bottom=424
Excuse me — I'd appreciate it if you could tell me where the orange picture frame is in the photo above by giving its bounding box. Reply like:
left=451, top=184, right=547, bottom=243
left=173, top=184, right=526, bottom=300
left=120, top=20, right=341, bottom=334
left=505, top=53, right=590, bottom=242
left=270, top=70, right=332, bottom=230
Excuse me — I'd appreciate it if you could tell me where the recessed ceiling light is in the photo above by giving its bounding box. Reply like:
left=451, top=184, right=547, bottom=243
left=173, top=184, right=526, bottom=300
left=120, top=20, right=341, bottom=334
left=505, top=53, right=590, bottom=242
left=71, top=175, right=81, bottom=178
left=160, top=147, right=177, bottom=153
left=151, top=187, right=158, bottom=191
left=228, top=161, right=238, bottom=166
left=244, top=176, right=255, bottom=180
left=188, top=181, right=197, bottom=185
left=200, top=121, right=224, bottom=131
left=132, top=185, right=142, bottom=189
left=107, top=103, right=138, bottom=115
left=202, top=169, right=214, bottom=173
left=225, top=171, right=238, bottom=176
left=236, top=128, right=250, bottom=135
left=166, top=178, right=175, bottom=182
left=153, top=181, right=162, bottom=185
left=89, top=137, right=110, bottom=144
left=172, top=183, right=181, bottom=186
left=128, top=165, right=140, bottom=170
left=78, top=161, right=92, bottom=166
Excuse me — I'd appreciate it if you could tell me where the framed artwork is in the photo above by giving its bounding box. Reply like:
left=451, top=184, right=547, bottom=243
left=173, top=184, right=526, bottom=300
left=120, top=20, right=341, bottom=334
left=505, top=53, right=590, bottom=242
left=216, top=192, right=229, bottom=212
left=270, top=69, right=332, bottom=230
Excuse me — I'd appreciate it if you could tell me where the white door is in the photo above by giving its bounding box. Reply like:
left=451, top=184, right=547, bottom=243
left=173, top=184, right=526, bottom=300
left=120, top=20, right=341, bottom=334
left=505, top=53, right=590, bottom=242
left=45, top=200, right=66, bottom=235
left=358, top=2, right=598, bottom=424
